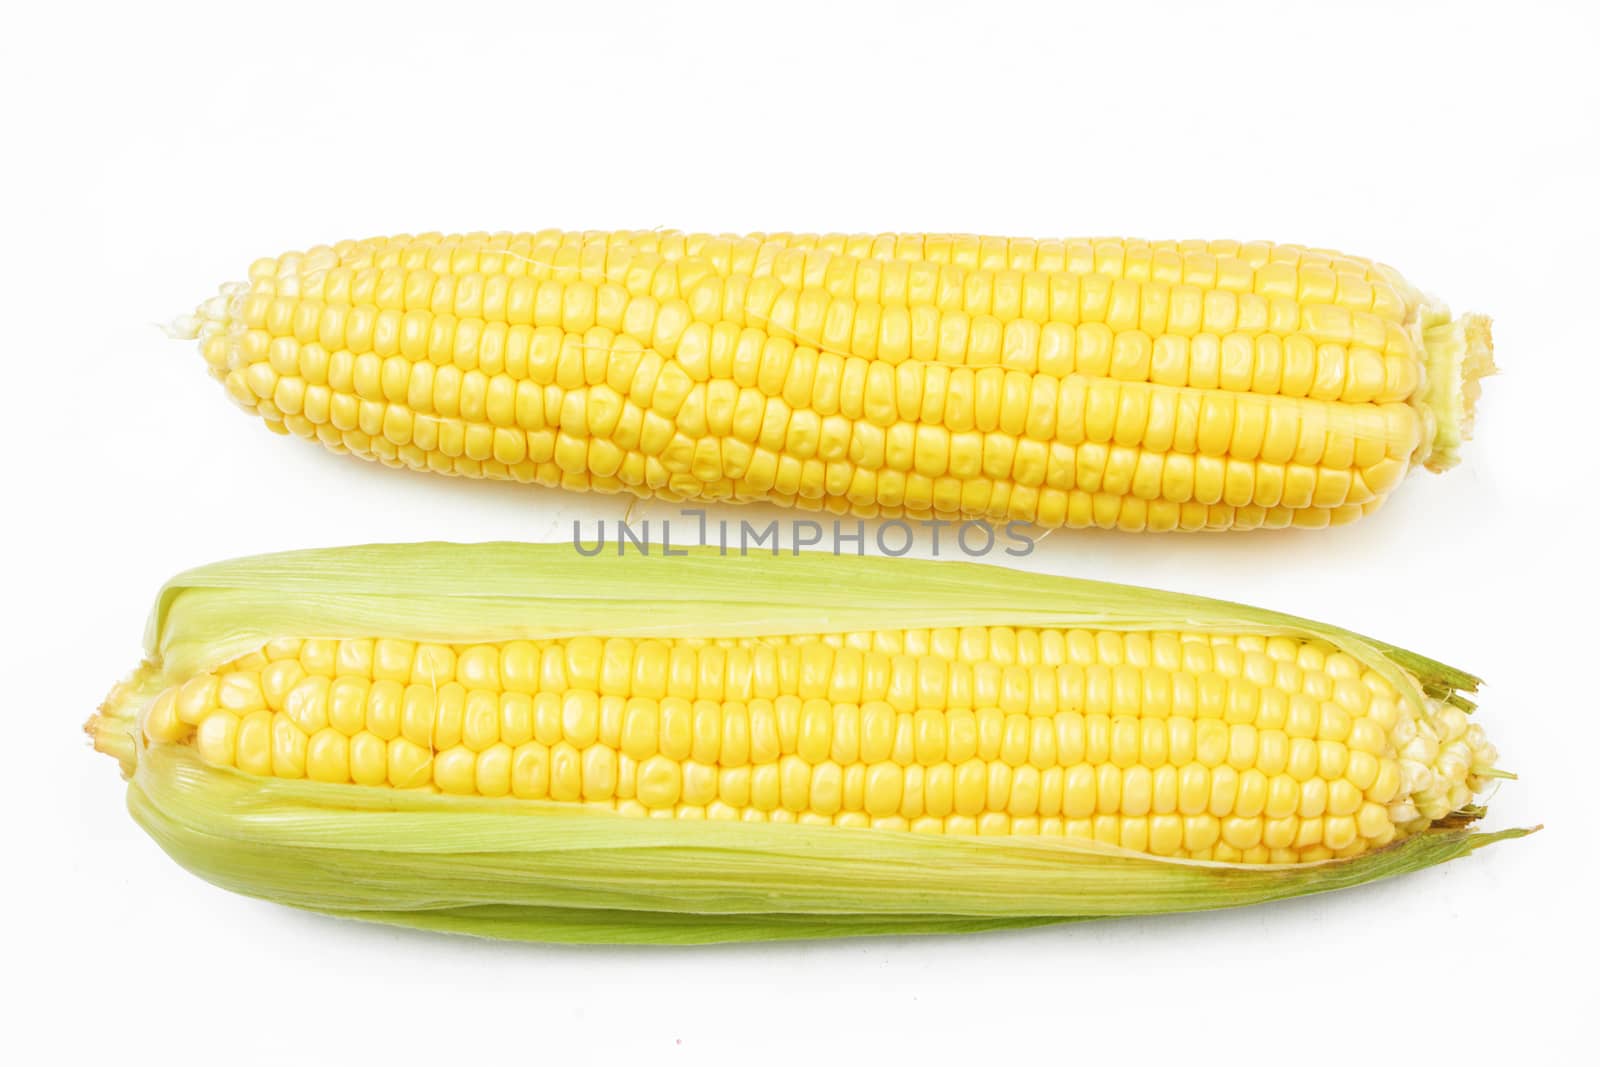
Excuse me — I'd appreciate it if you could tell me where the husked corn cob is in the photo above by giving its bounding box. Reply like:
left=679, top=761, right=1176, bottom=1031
left=89, top=545, right=1524, bottom=943
left=180, top=232, right=1493, bottom=532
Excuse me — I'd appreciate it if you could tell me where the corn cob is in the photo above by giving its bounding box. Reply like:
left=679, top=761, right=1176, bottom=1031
left=88, top=545, right=1524, bottom=943
left=179, top=232, right=1493, bottom=532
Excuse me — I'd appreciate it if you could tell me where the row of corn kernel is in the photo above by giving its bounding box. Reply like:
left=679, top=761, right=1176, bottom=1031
left=162, top=674, right=1384, bottom=763
left=210, top=629, right=1377, bottom=683
left=289, top=336, right=1414, bottom=475
left=313, top=230, right=1381, bottom=278
left=155, top=650, right=1400, bottom=782
left=226, top=354, right=1411, bottom=489
left=179, top=660, right=1382, bottom=732
left=187, top=709, right=434, bottom=788
left=284, top=231, right=1308, bottom=285
left=604, top=798, right=1378, bottom=863
left=237, top=373, right=1407, bottom=514
left=296, top=232, right=1405, bottom=311
left=184, top=701, right=1394, bottom=831
left=246, top=377, right=1409, bottom=511
left=176, top=692, right=1380, bottom=861
left=237, top=378, right=1366, bottom=529
left=159, top=681, right=1388, bottom=812
left=179, top=701, right=1401, bottom=864
left=231, top=297, right=1422, bottom=445
left=187, top=633, right=1385, bottom=713
left=248, top=395, right=1383, bottom=529
left=694, top=461, right=1371, bottom=531
left=234, top=342, right=1403, bottom=466
left=240, top=279, right=1418, bottom=395
left=658, top=247, right=1401, bottom=319
left=221, top=306, right=1419, bottom=473
left=713, top=276, right=1406, bottom=354
left=270, top=254, right=1408, bottom=349
left=272, top=723, right=1399, bottom=859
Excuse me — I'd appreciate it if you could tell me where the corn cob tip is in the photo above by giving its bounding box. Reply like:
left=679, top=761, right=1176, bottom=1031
left=162, top=315, right=201, bottom=341
left=1419, top=311, right=1495, bottom=473
left=181, top=282, right=249, bottom=376
left=88, top=665, right=160, bottom=778
left=85, top=707, right=137, bottom=778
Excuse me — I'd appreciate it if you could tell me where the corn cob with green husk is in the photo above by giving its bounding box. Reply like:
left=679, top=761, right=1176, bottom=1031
left=88, top=544, right=1525, bottom=944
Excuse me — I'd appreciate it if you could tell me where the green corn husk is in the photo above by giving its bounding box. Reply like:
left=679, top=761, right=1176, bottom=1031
left=88, top=543, right=1529, bottom=945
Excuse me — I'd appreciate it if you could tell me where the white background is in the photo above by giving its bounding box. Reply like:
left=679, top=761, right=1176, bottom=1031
left=6, top=1, right=1596, bottom=1061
